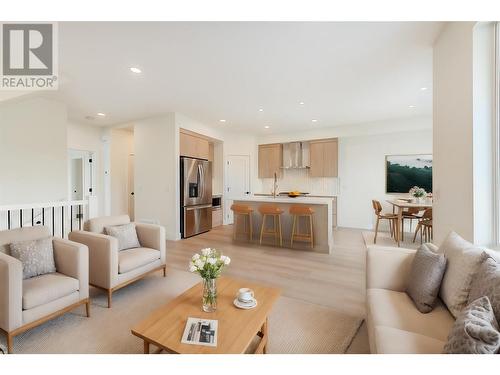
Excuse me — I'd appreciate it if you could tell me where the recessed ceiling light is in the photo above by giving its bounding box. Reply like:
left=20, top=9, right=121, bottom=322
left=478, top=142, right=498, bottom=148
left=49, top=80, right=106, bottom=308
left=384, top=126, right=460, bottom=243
left=420, top=87, right=428, bottom=91
left=311, top=119, right=318, bottom=123
left=129, top=67, right=142, bottom=74
left=299, top=101, right=305, bottom=105
left=219, top=119, right=226, bottom=123
left=97, top=112, right=106, bottom=117
left=264, top=125, right=270, bottom=129
left=258, top=108, right=264, bottom=112
left=408, top=105, right=416, bottom=108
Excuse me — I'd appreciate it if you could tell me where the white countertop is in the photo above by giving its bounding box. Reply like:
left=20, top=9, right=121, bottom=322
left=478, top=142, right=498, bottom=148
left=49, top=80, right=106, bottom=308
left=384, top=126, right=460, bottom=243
left=234, top=195, right=332, bottom=205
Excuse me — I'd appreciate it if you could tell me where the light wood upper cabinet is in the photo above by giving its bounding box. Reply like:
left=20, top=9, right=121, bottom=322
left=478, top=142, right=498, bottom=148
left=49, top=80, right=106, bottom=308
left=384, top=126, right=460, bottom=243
left=258, top=144, right=282, bottom=178
left=309, top=139, right=338, bottom=177
left=180, top=131, right=210, bottom=160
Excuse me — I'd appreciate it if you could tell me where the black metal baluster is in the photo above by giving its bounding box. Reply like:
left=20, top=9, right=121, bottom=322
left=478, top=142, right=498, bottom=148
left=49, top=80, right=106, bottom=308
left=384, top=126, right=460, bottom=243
left=52, top=207, right=55, bottom=236
left=20, top=209, right=23, bottom=228
left=70, top=205, right=73, bottom=232
left=7, top=210, right=11, bottom=230
left=61, top=206, right=64, bottom=238
left=42, top=208, right=45, bottom=225
left=78, top=205, right=82, bottom=230
left=31, top=208, right=34, bottom=226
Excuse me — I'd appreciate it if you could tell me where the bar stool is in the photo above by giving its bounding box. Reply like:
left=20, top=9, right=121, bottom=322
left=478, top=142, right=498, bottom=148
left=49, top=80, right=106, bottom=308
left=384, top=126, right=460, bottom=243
left=290, top=205, right=314, bottom=249
left=230, top=204, right=254, bottom=241
left=258, top=204, right=284, bottom=246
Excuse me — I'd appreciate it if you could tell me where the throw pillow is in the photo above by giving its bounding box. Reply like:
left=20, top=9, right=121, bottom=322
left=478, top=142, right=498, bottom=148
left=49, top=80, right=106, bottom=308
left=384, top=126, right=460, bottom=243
left=439, top=231, right=489, bottom=318
left=104, top=223, right=141, bottom=251
left=443, top=296, right=500, bottom=354
left=469, top=254, right=500, bottom=324
left=10, top=237, right=56, bottom=279
left=407, top=243, right=447, bottom=313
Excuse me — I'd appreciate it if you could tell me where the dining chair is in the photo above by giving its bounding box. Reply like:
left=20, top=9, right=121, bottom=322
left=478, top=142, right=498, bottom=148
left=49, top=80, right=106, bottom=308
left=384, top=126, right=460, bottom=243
left=413, top=208, right=433, bottom=244
left=372, top=200, right=398, bottom=243
left=400, top=207, right=421, bottom=241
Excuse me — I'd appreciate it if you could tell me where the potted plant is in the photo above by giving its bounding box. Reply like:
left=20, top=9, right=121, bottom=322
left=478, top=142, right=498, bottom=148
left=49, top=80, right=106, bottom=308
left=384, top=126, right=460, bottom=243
left=409, top=186, right=427, bottom=203
left=189, top=248, right=231, bottom=312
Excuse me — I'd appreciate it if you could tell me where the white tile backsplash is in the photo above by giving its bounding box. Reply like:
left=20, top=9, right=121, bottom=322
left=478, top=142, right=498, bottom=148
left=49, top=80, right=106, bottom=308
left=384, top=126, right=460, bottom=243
left=260, top=169, right=339, bottom=196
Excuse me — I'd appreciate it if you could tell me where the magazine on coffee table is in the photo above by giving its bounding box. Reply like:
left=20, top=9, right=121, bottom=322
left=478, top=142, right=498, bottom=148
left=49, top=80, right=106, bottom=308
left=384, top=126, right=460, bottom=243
left=181, top=317, right=218, bottom=347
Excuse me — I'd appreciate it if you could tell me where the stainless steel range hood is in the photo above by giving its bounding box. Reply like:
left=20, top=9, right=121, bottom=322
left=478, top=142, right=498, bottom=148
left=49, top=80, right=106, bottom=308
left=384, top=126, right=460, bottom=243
left=282, top=141, right=310, bottom=169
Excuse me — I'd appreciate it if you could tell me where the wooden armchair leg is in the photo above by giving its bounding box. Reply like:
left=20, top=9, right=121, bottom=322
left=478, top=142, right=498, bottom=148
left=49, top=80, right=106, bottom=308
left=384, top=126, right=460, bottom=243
left=163, top=265, right=167, bottom=277
left=86, top=300, right=91, bottom=317
left=107, top=289, right=113, bottom=308
left=6, top=333, right=13, bottom=354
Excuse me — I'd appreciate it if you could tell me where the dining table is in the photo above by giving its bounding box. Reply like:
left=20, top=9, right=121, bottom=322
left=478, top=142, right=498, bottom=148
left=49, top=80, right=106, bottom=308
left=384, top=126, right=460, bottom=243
left=386, top=198, right=433, bottom=246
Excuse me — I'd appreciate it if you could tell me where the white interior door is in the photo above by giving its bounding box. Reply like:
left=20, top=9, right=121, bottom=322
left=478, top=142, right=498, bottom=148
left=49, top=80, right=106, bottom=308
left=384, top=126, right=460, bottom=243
left=225, top=155, right=250, bottom=224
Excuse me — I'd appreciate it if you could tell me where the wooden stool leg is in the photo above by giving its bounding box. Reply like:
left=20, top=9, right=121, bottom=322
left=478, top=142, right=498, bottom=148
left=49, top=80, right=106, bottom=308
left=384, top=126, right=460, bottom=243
left=309, top=214, right=314, bottom=249
left=233, top=214, right=238, bottom=240
left=291, top=215, right=297, bottom=247
left=401, top=218, right=404, bottom=241
left=278, top=215, right=283, bottom=247
left=259, top=214, right=266, bottom=244
left=249, top=213, right=253, bottom=241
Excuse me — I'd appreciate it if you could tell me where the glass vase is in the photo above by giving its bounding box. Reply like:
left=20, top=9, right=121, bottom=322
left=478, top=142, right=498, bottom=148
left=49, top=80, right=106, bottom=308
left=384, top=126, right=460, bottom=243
left=202, top=278, right=217, bottom=312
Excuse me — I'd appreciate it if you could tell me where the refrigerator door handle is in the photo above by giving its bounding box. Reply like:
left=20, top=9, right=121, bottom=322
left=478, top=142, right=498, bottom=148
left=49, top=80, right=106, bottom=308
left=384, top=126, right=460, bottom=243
left=186, top=204, right=212, bottom=211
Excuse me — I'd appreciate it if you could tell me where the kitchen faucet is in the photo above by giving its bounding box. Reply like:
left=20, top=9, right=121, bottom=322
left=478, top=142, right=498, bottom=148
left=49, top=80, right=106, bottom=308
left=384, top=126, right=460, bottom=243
left=272, top=172, right=279, bottom=198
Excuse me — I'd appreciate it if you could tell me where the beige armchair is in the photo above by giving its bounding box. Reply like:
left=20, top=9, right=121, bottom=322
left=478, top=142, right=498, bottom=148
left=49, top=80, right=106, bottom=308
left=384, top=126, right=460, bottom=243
left=69, top=215, right=166, bottom=308
left=0, top=226, right=89, bottom=354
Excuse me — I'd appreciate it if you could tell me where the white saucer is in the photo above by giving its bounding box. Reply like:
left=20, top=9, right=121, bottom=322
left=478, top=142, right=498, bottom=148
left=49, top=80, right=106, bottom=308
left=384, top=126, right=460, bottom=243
left=233, top=298, right=257, bottom=309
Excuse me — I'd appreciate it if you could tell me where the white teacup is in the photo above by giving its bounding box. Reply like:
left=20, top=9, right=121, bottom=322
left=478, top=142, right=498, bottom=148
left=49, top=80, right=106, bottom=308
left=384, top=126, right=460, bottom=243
left=238, top=288, right=254, bottom=302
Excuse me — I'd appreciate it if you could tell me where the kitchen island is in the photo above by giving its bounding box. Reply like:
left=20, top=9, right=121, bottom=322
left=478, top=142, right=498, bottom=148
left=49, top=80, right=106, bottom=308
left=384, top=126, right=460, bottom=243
left=232, top=196, right=334, bottom=254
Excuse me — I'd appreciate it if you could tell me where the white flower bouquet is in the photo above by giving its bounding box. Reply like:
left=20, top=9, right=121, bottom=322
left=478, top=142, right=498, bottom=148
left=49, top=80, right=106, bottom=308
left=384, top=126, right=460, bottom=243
left=189, top=248, right=231, bottom=312
left=189, top=248, right=231, bottom=279
left=409, top=186, right=426, bottom=198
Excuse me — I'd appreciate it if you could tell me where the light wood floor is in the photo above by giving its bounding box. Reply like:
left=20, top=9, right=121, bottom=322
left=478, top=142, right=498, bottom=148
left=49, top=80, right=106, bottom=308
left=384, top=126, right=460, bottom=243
left=166, top=225, right=370, bottom=353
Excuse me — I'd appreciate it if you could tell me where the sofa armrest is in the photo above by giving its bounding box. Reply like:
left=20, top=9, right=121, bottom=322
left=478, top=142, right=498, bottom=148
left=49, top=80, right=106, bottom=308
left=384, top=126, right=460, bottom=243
left=68, top=231, right=119, bottom=289
left=135, top=223, right=166, bottom=264
left=0, top=252, right=23, bottom=332
left=366, top=246, right=416, bottom=292
left=53, top=238, right=89, bottom=300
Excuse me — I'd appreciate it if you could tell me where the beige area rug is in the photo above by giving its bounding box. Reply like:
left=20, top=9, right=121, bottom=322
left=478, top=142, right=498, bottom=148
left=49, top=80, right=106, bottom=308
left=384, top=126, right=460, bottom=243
left=0, top=268, right=362, bottom=354
left=362, top=231, right=420, bottom=250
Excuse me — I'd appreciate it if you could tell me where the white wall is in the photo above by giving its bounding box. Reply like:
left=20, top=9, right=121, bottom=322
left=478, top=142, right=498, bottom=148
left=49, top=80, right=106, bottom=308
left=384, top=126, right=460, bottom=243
left=472, top=22, right=496, bottom=246
left=0, top=97, right=68, bottom=205
left=338, top=129, right=432, bottom=229
left=133, top=114, right=179, bottom=240
left=110, top=128, right=134, bottom=216
left=67, top=121, right=106, bottom=217
left=433, top=22, right=497, bottom=246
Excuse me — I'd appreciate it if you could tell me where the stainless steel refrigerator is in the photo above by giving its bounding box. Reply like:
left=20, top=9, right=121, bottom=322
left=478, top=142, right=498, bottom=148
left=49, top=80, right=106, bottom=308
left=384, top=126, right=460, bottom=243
left=180, top=157, right=212, bottom=238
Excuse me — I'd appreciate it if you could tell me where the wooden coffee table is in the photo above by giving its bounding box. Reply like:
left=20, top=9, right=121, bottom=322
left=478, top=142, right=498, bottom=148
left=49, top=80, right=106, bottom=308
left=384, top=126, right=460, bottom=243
left=131, top=276, right=281, bottom=354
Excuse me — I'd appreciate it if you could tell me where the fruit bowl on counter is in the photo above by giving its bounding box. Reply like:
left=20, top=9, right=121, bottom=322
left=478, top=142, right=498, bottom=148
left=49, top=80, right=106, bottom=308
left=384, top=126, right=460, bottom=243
left=280, top=191, right=309, bottom=198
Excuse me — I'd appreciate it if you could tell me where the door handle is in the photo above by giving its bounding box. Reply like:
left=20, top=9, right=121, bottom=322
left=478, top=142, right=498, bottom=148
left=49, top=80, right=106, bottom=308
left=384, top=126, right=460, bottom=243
left=186, top=204, right=212, bottom=211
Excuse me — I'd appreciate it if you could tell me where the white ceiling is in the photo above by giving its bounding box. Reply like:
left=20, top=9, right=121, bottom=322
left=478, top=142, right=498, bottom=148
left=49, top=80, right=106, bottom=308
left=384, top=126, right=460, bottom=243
left=43, top=22, right=443, bottom=134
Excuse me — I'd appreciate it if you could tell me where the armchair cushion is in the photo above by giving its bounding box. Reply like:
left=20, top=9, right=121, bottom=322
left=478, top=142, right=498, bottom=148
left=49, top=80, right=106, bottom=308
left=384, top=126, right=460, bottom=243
left=22, top=272, right=79, bottom=310
left=86, top=215, right=130, bottom=234
left=105, top=223, right=141, bottom=251
left=118, top=247, right=160, bottom=274
left=10, top=237, right=56, bottom=279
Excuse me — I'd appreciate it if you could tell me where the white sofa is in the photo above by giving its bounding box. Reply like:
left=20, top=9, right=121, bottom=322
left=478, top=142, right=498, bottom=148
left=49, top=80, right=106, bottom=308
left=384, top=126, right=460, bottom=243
left=366, top=244, right=500, bottom=354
